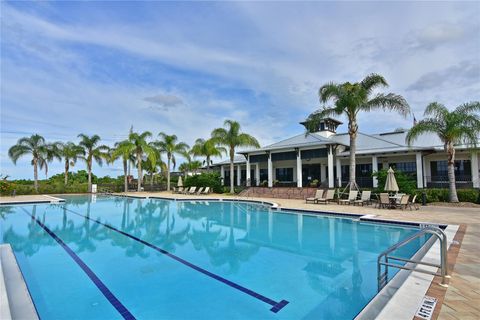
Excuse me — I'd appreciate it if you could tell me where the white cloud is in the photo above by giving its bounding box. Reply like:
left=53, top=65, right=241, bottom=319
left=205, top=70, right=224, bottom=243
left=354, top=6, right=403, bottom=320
left=1, top=1, right=479, bottom=179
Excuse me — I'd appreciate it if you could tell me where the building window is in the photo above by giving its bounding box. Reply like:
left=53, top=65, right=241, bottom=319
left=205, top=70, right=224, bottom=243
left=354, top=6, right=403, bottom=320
left=342, top=164, right=372, bottom=177
left=275, top=168, right=293, bottom=182
left=389, top=162, right=416, bottom=174
left=431, top=160, right=471, bottom=177
left=260, top=169, right=268, bottom=183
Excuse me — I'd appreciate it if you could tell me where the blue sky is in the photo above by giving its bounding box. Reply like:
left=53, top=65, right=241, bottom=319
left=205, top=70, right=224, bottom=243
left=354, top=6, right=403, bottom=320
left=1, top=1, right=479, bottom=179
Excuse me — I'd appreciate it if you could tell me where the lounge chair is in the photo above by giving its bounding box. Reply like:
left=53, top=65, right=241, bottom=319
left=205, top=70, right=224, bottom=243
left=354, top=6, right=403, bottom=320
left=354, top=190, right=371, bottom=206
left=339, top=190, right=358, bottom=205
left=378, top=193, right=390, bottom=209
left=201, top=187, right=210, bottom=194
left=409, top=194, right=419, bottom=210
left=306, top=189, right=325, bottom=203
left=396, top=194, right=409, bottom=210
left=183, top=187, right=195, bottom=194
left=196, top=187, right=204, bottom=195
left=316, top=189, right=335, bottom=204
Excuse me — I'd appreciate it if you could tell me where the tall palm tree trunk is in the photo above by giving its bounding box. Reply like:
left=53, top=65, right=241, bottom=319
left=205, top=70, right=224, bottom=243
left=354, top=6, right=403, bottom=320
left=167, top=155, right=171, bottom=191
left=137, top=153, right=142, bottom=192
left=348, top=117, right=358, bottom=190
left=123, top=158, right=128, bottom=193
left=87, top=162, right=92, bottom=193
left=64, top=161, right=69, bottom=185
left=230, top=149, right=235, bottom=194
left=447, top=143, right=459, bottom=202
left=33, top=158, right=39, bottom=192
left=206, top=156, right=210, bottom=172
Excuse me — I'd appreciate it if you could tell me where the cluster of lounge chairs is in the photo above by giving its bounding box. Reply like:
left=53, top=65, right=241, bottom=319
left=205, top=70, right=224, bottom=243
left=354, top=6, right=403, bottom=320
left=172, top=186, right=210, bottom=195
left=306, top=189, right=419, bottom=210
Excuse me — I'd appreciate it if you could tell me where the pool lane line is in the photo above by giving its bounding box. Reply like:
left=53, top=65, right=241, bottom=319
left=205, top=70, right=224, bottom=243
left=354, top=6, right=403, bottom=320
left=21, top=208, right=136, bottom=320
left=62, top=206, right=290, bottom=313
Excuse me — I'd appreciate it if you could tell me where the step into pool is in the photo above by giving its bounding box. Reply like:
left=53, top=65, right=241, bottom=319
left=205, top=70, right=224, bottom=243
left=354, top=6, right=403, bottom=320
left=0, top=195, right=430, bottom=319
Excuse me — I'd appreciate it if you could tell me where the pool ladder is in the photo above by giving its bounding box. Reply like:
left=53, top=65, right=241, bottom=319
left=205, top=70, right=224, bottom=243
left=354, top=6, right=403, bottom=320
left=377, top=226, right=449, bottom=292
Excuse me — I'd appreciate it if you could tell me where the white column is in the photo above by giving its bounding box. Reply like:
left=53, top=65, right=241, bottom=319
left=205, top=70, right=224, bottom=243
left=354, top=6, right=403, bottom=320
left=255, top=164, right=260, bottom=186
left=267, top=153, right=273, bottom=187
left=296, top=150, right=302, bottom=188
left=328, top=146, right=334, bottom=188
left=416, top=152, right=424, bottom=188
left=220, top=165, right=225, bottom=185
left=471, top=151, right=479, bottom=188
left=236, top=164, right=241, bottom=186
left=336, top=158, right=342, bottom=187
left=423, top=156, right=428, bottom=188
left=246, top=155, right=251, bottom=187
left=372, top=155, right=378, bottom=188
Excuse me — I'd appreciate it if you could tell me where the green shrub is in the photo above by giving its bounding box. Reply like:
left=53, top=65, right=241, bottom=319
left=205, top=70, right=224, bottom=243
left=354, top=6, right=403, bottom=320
left=0, top=180, right=15, bottom=195
left=412, top=188, right=479, bottom=203
left=457, top=189, right=480, bottom=203
left=372, top=169, right=417, bottom=195
left=183, top=173, right=223, bottom=193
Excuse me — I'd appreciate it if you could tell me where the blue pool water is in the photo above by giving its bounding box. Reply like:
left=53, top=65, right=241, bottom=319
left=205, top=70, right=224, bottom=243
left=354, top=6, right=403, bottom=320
left=0, top=195, right=429, bottom=319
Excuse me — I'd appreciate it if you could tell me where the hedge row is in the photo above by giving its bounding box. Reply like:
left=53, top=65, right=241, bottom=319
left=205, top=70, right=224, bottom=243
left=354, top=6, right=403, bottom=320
left=183, top=172, right=223, bottom=193
left=1, top=180, right=89, bottom=195
left=413, top=188, right=480, bottom=204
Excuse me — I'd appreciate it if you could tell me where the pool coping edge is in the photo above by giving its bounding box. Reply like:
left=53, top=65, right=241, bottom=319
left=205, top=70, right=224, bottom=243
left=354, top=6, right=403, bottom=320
left=355, top=224, right=459, bottom=320
left=0, top=244, right=39, bottom=320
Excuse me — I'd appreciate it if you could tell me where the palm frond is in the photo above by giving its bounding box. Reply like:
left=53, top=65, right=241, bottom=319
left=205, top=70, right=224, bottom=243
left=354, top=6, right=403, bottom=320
left=405, top=119, right=442, bottom=146
left=424, top=102, right=448, bottom=119
left=455, top=101, right=480, bottom=115
left=362, top=93, right=410, bottom=117
left=360, top=73, right=388, bottom=93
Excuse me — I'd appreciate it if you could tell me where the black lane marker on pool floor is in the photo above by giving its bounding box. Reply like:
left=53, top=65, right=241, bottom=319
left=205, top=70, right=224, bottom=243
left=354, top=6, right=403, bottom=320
left=21, top=208, right=136, bottom=320
left=62, top=206, right=289, bottom=313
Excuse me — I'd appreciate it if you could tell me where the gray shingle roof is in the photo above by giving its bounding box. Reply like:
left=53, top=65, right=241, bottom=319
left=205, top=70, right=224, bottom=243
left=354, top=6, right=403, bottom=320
left=211, top=128, right=479, bottom=166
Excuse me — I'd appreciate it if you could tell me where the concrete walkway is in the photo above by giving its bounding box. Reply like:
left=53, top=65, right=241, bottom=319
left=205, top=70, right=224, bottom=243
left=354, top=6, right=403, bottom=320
left=0, top=194, right=64, bottom=205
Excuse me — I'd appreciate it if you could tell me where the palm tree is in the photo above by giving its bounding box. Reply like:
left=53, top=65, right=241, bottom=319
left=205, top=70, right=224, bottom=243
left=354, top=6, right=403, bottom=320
left=60, top=142, right=85, bottom=185
left=406, top=102, right=480, bottom=202
left=156, top=133, right=189, bottom=191
left=142, top=149, right=166, bottom=187
left=8, top=134, right=51, bottom=192
left=77, top=134, right=109, bottom=192
left=306, top=74, right=410, bottom=190
left=191, top=138, right=226, bottom=171
left=128, top=130, right=157, bottom=192
left=111, top=139, right=135, bottom=192
left=179, top=151, right=203, bottom=178
left=40, top=142, right=62, bottom=179
left=211, top=120, right=260, bottom=193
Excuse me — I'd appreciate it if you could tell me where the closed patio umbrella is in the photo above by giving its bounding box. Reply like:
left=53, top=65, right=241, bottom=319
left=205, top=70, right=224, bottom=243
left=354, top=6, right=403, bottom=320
left=177, top=176, right=183, bottom=187
left=384, top=167, right=399, bottom=192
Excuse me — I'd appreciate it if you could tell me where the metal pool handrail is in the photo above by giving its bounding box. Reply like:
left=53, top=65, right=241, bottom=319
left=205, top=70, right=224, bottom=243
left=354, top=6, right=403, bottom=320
left=377, top=226, right=448, bottom=292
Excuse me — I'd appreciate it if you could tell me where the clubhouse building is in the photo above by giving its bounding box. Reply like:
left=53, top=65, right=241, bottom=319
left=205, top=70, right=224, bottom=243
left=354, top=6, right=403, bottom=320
left=212, top=118, right=480, bottom=189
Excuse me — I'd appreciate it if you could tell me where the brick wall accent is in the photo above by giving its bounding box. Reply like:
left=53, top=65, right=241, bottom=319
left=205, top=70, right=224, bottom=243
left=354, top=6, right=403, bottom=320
left=238, top=187, right=319, bottom=200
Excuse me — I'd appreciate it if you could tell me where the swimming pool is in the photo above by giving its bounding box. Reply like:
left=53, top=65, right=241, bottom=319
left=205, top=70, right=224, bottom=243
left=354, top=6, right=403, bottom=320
left=0, top=195, right=430, bottom=319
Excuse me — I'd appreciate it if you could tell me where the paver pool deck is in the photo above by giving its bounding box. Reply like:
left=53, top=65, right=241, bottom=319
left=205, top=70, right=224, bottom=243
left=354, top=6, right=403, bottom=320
left=1, top=192, right=479, bottom=320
